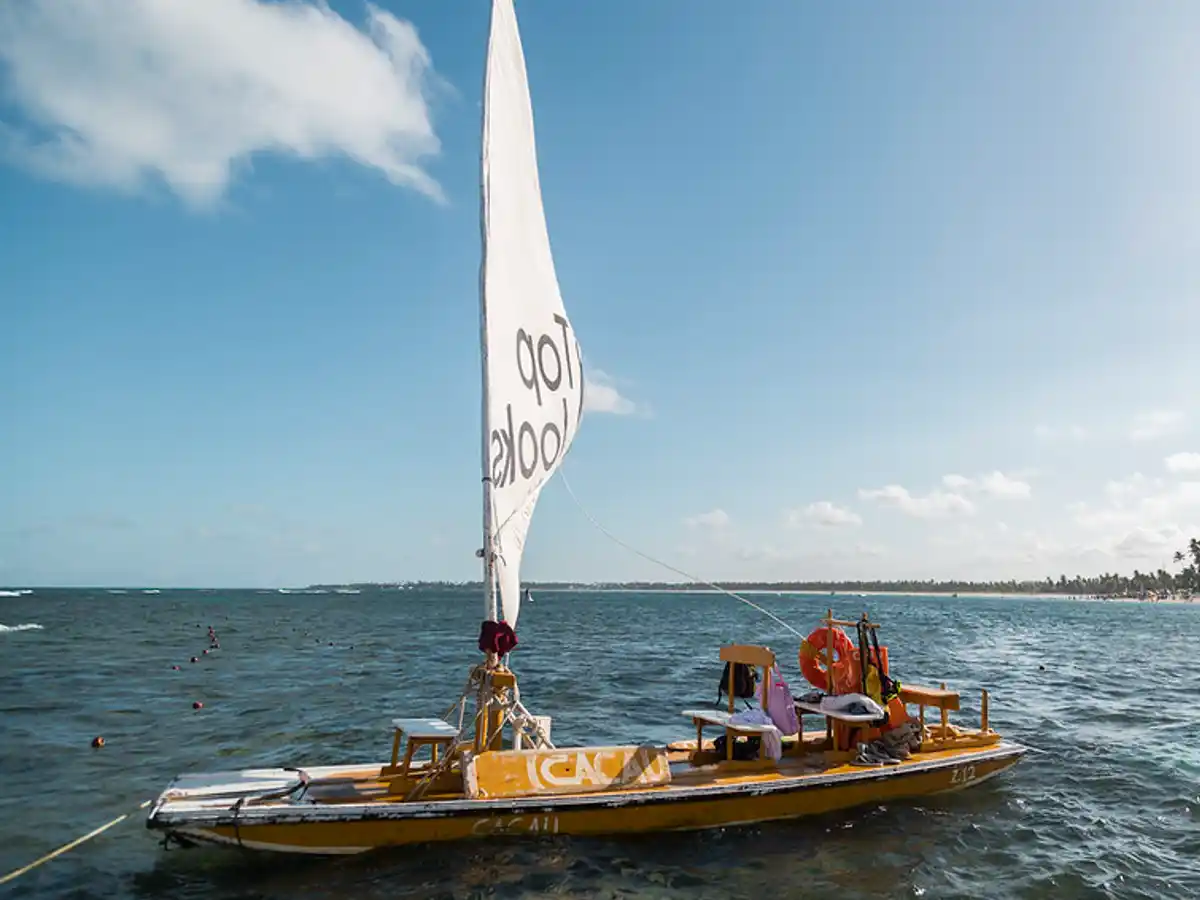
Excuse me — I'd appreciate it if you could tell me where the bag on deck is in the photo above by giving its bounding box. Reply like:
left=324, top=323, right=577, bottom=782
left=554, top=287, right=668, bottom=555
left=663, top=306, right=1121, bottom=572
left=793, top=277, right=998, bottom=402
left=717, top=661, right=759, bottom=702
left=765, top=665, right=800, bottom=736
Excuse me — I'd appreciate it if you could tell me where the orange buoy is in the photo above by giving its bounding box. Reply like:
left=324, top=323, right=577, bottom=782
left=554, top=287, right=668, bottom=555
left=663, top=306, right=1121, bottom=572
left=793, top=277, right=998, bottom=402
left=798, top=626, right=859, bottom=691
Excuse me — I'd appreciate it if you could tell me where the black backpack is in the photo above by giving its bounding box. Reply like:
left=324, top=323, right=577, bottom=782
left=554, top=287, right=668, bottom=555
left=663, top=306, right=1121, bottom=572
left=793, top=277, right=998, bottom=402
left=712, top=734, right=761, bottom=760
left=716, top=661, right=758, bottom=703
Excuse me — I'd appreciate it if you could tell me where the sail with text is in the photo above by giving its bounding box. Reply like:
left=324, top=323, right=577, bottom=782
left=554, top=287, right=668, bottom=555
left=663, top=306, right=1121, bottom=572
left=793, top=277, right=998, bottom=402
left=480, top=0, right=584, bottom=630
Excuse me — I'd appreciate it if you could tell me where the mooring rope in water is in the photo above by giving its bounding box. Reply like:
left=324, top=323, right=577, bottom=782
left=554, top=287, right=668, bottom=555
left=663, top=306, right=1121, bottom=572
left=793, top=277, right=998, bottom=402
left=0, top=799, right=152, bottom=886
left=559, top=468, right=805, bottom=638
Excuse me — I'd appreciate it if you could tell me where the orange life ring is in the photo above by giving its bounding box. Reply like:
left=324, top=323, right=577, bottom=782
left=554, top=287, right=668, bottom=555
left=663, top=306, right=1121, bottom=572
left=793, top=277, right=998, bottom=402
left=798, top=626, right=859, bottom=691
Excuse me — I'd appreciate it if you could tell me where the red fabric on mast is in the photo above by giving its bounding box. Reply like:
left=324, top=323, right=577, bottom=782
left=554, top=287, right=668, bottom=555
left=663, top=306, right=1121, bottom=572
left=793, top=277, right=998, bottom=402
left=478, top=620, right=518, bottom=656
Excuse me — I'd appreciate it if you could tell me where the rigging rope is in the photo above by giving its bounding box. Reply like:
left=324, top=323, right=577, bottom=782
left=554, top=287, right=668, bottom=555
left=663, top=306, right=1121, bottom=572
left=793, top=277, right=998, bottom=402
left=0, top=736, right=252, bottom=886
left=559, top=468, right=804, bottom=639
left=0, top=800, right=152, bottom=886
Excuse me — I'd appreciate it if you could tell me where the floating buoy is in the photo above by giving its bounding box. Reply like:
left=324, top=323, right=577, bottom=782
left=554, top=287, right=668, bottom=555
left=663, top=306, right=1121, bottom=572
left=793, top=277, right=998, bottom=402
left=203, top=649, right=209, bottom=655
left=171, top=665, right=180, bottom=671
left=193, top=701, right=203, bottom=710
left=190, top=657, right=199, bottom=663
left=91, top=736, right=105, bottom=748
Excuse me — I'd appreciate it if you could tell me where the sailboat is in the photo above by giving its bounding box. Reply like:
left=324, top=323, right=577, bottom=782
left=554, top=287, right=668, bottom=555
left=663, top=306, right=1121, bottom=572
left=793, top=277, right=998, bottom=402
left=145, top=0, right=1024, bottom=854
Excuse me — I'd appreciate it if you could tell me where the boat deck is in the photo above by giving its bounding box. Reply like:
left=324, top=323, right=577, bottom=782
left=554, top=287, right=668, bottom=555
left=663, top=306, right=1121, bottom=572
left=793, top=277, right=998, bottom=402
left=221, top=728, right=996, bottom=808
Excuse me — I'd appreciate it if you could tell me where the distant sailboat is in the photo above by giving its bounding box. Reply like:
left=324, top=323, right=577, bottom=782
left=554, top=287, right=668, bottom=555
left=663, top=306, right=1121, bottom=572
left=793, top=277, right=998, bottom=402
left=145, top=0, right=1023, bottom=854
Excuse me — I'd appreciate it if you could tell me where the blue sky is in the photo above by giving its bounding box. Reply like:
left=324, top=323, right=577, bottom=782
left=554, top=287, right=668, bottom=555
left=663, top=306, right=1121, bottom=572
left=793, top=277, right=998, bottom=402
left=2, top=0, right=1200, bottom=588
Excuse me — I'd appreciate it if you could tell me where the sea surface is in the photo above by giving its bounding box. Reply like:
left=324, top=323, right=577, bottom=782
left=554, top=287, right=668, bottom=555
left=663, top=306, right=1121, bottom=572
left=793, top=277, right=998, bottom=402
left=1, top=588, right=1198, bottom=900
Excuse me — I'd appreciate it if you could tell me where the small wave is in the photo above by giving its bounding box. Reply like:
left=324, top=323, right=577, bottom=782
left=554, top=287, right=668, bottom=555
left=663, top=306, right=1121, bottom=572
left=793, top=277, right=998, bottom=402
left=0, top=589, right=33, bottom=597
left=143, top=589, right=161, bottom=594
left=0, top=623, right=43, bottom=633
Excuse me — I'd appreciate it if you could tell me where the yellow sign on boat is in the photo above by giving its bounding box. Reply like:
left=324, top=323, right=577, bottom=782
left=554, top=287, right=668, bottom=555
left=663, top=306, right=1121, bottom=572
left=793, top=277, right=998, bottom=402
left=464, top=745, right=671, bottom=800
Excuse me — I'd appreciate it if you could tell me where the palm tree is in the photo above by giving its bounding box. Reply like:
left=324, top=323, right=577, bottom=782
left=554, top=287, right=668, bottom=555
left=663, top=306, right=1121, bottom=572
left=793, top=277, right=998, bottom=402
left=1172, top=539, right=1200, bottom=592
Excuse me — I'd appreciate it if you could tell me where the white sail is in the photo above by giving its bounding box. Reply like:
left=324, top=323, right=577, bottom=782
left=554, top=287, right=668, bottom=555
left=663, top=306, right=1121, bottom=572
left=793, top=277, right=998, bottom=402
left=480, top=0, right=584, bottom=630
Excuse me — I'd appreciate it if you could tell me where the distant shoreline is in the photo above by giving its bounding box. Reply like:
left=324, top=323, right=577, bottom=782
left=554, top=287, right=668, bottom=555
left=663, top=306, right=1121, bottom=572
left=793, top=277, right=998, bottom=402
left=297, top=581, right=1194, bottom=601
left=2, top=585, right=1193, bottom=605
left=556, top=587, right=1196, bottom=604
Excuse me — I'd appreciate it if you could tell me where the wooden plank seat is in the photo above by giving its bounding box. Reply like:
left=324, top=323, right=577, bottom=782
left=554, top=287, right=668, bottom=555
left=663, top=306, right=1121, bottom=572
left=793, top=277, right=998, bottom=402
left=793, top=700, right=886, bottom=723
left=384, top=717, right=459, bottom=777
left=899, top=684, right=960, bottom=711
left=682, top=709, right=780, bottom=734
left=899, top=684, right=961, bottom=744
left=682, top=709, right=780, bottom=765
left=683, top=643, right=787, bottom=763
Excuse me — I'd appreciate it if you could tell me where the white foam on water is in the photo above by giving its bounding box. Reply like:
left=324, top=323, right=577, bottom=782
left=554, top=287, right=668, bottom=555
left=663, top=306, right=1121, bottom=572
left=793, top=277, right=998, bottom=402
left=0, top=623, right=43, bottom=633
left=0, top=589, right=33, bottom=597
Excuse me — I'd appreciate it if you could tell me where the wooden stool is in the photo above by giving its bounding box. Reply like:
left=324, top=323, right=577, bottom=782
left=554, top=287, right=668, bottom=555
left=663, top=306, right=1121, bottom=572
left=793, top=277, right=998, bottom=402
left=383, top=717, right=458, bottom=777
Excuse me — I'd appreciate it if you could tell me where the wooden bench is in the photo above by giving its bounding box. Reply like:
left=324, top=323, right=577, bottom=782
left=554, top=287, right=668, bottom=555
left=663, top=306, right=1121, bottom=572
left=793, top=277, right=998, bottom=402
left=383, top=717, right=459, bottom=777
left=685, top=644, right=779, bottom=761
left=793, top=699, right=886, bottom=723
left=682, top=709, right=780, bottom=763
left=682, top=708, right=780, bottom=735
left=899, top=683, right=960, bottom=741
left=899, top=684, right=960, bottom=711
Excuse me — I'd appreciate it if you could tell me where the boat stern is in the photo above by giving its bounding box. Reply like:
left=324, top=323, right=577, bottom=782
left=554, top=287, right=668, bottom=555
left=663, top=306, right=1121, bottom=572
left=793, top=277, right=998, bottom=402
left=146, top=767, right=312, bottom=845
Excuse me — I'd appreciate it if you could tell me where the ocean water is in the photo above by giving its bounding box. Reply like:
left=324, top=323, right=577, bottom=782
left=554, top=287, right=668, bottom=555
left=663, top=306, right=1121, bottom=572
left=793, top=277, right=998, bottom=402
left=1, top=587, right=1198, bottom=900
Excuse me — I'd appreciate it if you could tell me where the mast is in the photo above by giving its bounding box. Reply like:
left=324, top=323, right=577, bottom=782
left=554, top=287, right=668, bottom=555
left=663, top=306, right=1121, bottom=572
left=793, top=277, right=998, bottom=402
left=478, top=0, right=498, bottom=624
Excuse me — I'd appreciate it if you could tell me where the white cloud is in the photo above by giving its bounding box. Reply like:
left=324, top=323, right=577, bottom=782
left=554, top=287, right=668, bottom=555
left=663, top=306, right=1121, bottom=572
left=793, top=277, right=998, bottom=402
left=1034, top=424, right=1088, bottom=441
left=942, top=471, right=1032, bottom=500
left=857, top=484, right=975, bottom=518
left=1070, top=472, right=1200, bottom=561
left=584, top=369, right=647, bottom=417
left=1129, top=409, right=1186, bottom=441
left=929, top=523, right=1065, bottom=565
left=1165, top=452, right=1200, bottom=474
left=0, top=0, right=444, bottom=207
left=1110, top=525, right=1190, bottom=560
left=684, top=509, right=730, bottom=529
left=791, top=501, right=862, bottom=528
left=729, top=541, right=888, bottom=566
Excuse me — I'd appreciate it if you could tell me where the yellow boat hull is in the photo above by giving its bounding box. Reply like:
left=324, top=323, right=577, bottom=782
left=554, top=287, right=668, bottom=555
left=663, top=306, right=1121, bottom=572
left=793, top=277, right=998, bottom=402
left=148, top=741, right=1024, bottom=855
